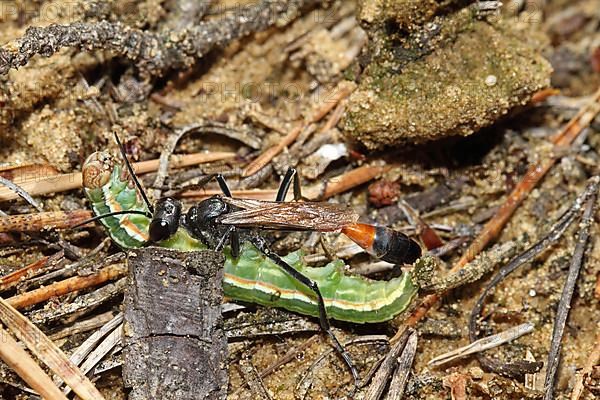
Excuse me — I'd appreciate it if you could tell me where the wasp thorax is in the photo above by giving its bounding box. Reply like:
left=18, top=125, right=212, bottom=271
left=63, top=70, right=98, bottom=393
left=184, top=197, right=228, bottom=231
left=149, top=197, right=182, bottom=242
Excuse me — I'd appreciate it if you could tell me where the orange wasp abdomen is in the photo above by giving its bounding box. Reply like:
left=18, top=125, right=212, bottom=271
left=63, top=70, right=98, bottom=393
left=341, top=223, right=421, bottom=265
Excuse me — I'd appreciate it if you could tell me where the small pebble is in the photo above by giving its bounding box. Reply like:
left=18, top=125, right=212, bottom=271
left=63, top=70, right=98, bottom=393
left=529, top=289, right=537, bottom=297
left=485, top=75, right=498, bottom=87
left=470, top=367, right=484, bottom=380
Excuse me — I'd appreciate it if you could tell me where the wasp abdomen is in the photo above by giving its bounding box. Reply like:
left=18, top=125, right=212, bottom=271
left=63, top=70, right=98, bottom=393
left=342, top=223, right=421, bottom=265
left=372, top=226, right=421, bottom=264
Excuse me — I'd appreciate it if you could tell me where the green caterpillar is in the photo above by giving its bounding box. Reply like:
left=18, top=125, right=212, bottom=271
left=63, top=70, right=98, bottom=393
left=82, top=151, right=418, bottom=323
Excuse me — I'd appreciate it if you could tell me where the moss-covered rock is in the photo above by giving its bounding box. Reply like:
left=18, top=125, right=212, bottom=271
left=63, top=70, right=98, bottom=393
left=342, top=2, right=552, bottom=148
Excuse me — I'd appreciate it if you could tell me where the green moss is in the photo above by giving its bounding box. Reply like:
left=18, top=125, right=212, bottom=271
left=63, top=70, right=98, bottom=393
left=343, top=4, right=552, bottom=148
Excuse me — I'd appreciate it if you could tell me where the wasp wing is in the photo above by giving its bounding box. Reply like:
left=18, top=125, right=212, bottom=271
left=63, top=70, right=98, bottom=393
left=219, top=198, right=359, bottom=231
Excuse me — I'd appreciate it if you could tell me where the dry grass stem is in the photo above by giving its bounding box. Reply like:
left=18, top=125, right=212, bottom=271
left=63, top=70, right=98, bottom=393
left=0, top=151, right=235, bottom=201
left=0, top=326, right=68, bottom=400
left=0, top=298, right=104, bottom=399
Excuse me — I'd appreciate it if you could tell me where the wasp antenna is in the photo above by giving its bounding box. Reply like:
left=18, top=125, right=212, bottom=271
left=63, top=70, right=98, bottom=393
left=72, top=210, right=153, bottom=230
left=113, top=132, right=155, bottom=214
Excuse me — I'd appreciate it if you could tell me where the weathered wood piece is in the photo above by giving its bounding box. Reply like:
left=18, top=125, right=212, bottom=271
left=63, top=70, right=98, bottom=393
left=123, top=248, right=227, bottom=400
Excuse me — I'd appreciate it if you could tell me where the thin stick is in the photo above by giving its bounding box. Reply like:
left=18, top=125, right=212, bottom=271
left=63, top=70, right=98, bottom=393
left=305, top=164, right=391, bottom=200
left=468, top=177, right=599, bottom=376
left=0, top=176, right=43, bottom=211
left=68, top=313, right=124, bottom=367
left=429, top=323, right=535, bottom=367
left=49, top=311, right=116, bottom=341
left=0, top=298, right=104, bottom=399
left=239, top=355, right=272, bottom=400
left=242, top=81, right=355, bottom=177
left=365, top=330, right=412, bottom=400
left=386, top=330, right=418, bottom=400
left=0, top=151, right=235, bottom=201
left=0, top=326, right=68, bottom=400
left=544, top=195, right=596, bottom=400
left=242, top=123, right=302, bottom=177
left=0, top=0, right=319, bottom=77
left=259, top=334, right=319, bottom=379
left=0, top=210, right=93, bottom=233
left=0, top=163, right=60, bottom=184
left=6, top=263, right=127, bottom=310
left=182, top=164, right=390, bottom=201
left=395, top=86, right=600, bottom=337
left=0, top=251, right=64, bottom=291
left=63, top=322, right=124, bottom=396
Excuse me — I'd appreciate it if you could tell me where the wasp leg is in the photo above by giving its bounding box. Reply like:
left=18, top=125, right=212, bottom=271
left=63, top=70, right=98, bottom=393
left=230, top=227, right=240, bottom=258
left=215, top=226, right=236, bottom=252
left=249, top=235, right=360, bottom=388
left=174, top=173, right=233, bottom=197
left=183, top=224, right=211, bottom=247
left=215, top=174, right=233, bottom=197
left=275, top=167, right=304, bottom=202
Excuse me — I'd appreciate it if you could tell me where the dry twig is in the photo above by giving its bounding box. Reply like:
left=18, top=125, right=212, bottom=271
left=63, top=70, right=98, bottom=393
left=0, top=151, right=234, bottom=201
left=544, top=195, right=596, bottom=399
left=182, top=164, right=391, bottom=200
left=239, top=354, right=272, bottom=400
left=428, top=323, right=535, bottom=368
left=0, top=210, right=93, bottom=233
left=0, top=0, right=320, bottom=76
left=385, top=331, right=418, bottom=400
left=468, top=177, right=599, bottom=377
left=365, top=330, right=412, bottom=400
left=7, top=262, right=127, bottom=309
left=0, top=297, right=104, bottom=399
left=0, top=326, right=68, bottom=400
left=0, top=251, right=63, bottom=291
left=397, top=86, right=600, bottom=336
left=242, top=81, right=355, bottom=177
left=0, top=176, right=43, bottom=211
left=64, top=322, right=124, bottom=396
